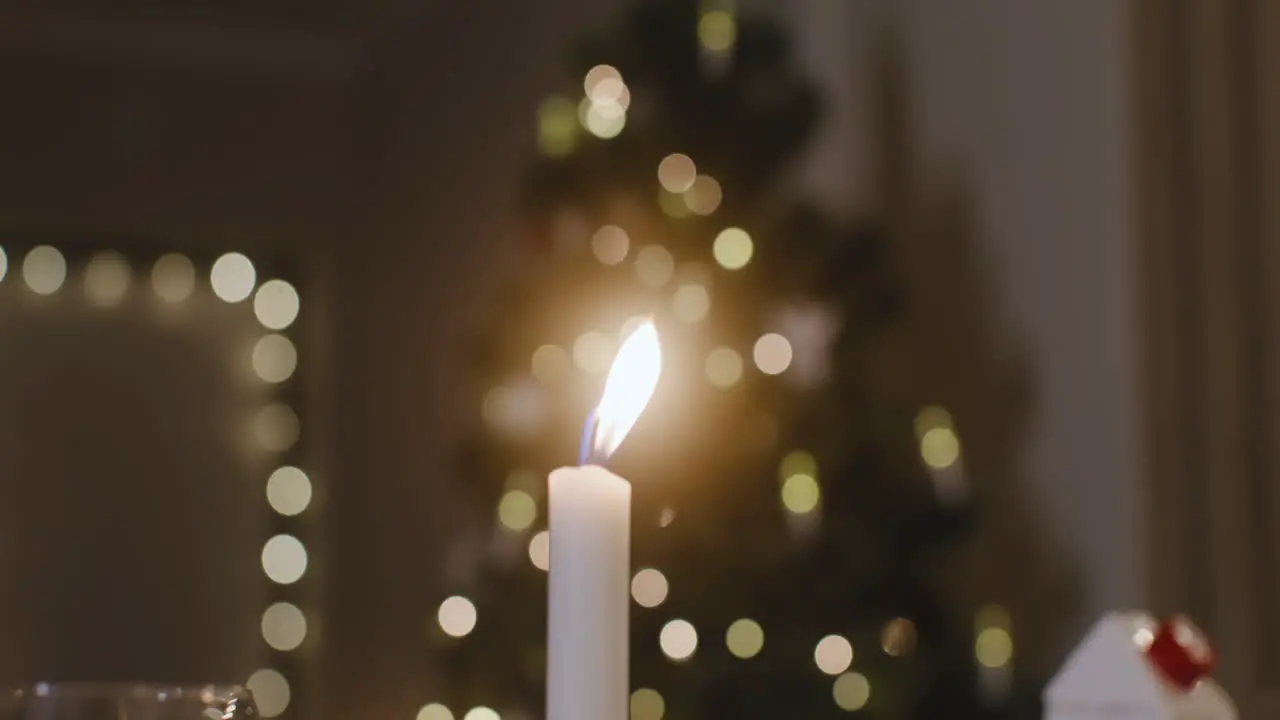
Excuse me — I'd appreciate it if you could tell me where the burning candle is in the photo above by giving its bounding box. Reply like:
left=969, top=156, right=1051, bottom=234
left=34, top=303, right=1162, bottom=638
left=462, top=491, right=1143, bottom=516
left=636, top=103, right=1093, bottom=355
left=547, top=320, right=662, bottom=720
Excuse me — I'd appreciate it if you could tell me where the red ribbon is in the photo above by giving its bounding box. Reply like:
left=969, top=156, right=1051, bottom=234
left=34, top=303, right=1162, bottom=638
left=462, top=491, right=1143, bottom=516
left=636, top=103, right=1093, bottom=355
left=1143, top=615, right=1217, bottom=690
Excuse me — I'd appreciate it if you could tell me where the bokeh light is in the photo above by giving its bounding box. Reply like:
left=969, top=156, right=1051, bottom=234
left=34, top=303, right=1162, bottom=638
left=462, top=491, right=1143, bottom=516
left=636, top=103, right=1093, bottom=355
left=151, top=253, right=196, bottom=303
left=920, top=427, right=960, bottom=469
left=531, top=344, right=571, bottom=384
left=698, top=10, right=737, bottom=52
left=463, top=709, right=499, bottom=720
left=438, top=596, right=478, bottom=638
left=976, top=627, right=1013, bottom=668
left=712, top=228, right=753, bottom=270
left=591, top=225, right=630, bottom=265
left=261, top=535, right=307, bottom=585
left=573, top=332, right=614, bottom=373
left=417, top=704, right=454, bottom=720
left=881, top=617, right=918, bottom=657
left=657, top=154, right=697, bottom=193
left=246, top=669, right=289, bottom=718
left=630, top=568, right=668, bottom=608
left=619, top=314, right=649, bottom=338
left=705, top=347, right=743, bottom=387
left=0, top=247, right=8, bottom=283
left=582, top=98, right=626, bottom=139
left=753, top=333, right=793, bottom=375
left=684, top=175, right=722, bottom=215
left=726, top=619, right=764, bottom=659
left=254, top=403, right=300, bottom=452
left=266, top=466, right=312, bottom=516
left=22, top=246, right=66, bottom=295
left=658, top=189, right=691, bottom=218
left=780, top=450, right=818, bottom=480
left=815, top=634, right=854, bottom=675
left=914, top=405, right=954, bottom=438
left=498, top=490, right=537, bottom=532
left=671, top=283, right=710, bottom=323
left=584, top=65, right=623, bottom=103
left=210, top=252, right=256, bottom=303
left=538, top=96, right=578, bottom=157
left=660, top=619, right=698, bottom=661
left=833, top=672, right=870, bottom=711
left=254, top=279, right=300, bottom=330
left=261, top=602, right=307, bottom=651
left=782, top=473, right=820, bottom=514
left=84, top=251, right=131, bottom=307
left=529, top=530, right=550, bottom=571
left=629, top=689, right=664, bottom=720
left=253, top=334, right=299, bottom=384
left=634, top=245, right=675, bottom=288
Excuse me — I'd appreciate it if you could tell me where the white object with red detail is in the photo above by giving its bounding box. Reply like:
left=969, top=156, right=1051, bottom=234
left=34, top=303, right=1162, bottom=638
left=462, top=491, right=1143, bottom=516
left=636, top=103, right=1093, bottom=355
left=1045, top=612, right=1237, bottom=720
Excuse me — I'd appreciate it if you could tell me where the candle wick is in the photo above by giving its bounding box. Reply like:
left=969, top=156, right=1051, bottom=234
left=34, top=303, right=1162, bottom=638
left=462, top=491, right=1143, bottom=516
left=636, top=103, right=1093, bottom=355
left=578, top=408, right=600, bottom=466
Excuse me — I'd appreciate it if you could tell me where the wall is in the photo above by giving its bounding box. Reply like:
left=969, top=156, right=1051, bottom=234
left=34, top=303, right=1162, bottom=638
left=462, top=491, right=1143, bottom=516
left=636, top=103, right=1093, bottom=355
left=787, top=0, right=1144, bottom=667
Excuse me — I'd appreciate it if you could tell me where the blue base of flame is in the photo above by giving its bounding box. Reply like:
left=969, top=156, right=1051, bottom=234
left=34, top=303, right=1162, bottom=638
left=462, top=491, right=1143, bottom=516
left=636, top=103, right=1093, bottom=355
left=578, top=408, right=602, bottom=466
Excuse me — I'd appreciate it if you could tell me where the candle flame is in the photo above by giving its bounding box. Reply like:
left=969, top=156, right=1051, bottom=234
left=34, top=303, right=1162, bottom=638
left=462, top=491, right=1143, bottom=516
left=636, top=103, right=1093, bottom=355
left=592, top=319, right=661, bottom=459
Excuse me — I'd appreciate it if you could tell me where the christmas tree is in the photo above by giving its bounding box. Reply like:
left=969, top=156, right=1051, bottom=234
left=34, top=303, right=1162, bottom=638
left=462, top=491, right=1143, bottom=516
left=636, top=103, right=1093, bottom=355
left=433, top=2, right=1022, bottom=718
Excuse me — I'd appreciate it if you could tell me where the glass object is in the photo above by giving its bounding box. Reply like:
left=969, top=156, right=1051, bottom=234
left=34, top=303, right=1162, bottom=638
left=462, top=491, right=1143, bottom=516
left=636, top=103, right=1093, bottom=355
left=0, top=684, right=256, bottom=720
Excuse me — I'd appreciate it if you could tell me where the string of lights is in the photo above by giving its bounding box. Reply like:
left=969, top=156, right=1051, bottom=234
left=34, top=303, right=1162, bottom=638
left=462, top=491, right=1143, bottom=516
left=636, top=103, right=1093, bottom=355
left=0, top=242, right=315, bottom=720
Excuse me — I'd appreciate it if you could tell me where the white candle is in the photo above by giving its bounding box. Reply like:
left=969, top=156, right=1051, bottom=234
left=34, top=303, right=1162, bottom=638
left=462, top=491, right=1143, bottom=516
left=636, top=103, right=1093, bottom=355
left=546, top=320, right=662, bottom=720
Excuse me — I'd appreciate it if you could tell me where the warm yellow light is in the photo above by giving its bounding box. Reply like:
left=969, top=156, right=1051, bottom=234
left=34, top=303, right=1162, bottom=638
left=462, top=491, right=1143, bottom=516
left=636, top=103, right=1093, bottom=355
left=254, top=403, right=300, bottom=452
left=538, top=96, right=579, bottom=157
left=246, top=669, right=289, bottom=718
left=630, top=688, right=665, bottom=720
left=782, top=474, right=821, bottom=513
left=659, top=507, right=675, bottom=527
left=266, top=466, right=312, bottom=516
left=705, top=346, right=743, bottom=387
left=921, top=427, right=960, bottom=469
left=630, top=568, right=669, bottom=608
left=463, top=708, right=500, bottom=720
left=753, top=333, right=793, bottom=375
left=438, top=596, right=477, bottom=638
left=619, top=314, right=649, bottom=338
left=712, top=228, right=753, bottom=270
left=23, top=246, right=66, bottom=295
left=583, top=99, right=626, bottom=139
left=151, top=253, right=196, bottom=303
left=592, top=225, right=630, bottom=265
left=881, top=618, right=918, bottom=657
left=498, top=490, right=537, bottom=531
left=815, top=635, right=854, bottom=675
left=699, top=10, right=737, bottom=52
left=210, top=252, right=256, bottom=303
left=780, top=450, right=818, bottom=481
left=0, top=247, right=9, bottom=283
left=635, top=245, right=675, bottom=288
left=531, top=344, right=571, bottom=384
left=671, top=283, right=711, bottom=323
left=660, top=619, right=698, bottom=661
left=833, top=672, right=870, bottom=711
left=976, top=627, right=1013, bottom=667
left=261, top=602, right=307, bottom=651
left=584, top=65, right=623, bottom=102
left=684, top=175, right=722, bottom=215
left=262, top=535, right=307, bottom=585
left=573, top=332, right=614, bottom=374
left=84, top=251, right=131, bottom=307
left=593, top=320, right=661, bottom=458
left=253, top=334, right=299, bottom=384
left=726, top=619, right=764, bottom=658
left=254, top=279, right=300, bottom=331
left=529, top=530, right=550, bottom=571
left=657, top=153, right=697, bottom=193
left=417, top=704, right=454, bottom=720
left=914, top=405, right=953, bottom=438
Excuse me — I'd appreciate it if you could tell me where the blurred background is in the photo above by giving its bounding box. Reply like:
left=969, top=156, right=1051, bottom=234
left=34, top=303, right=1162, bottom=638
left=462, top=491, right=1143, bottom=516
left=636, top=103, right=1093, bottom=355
left=0, top=0, right=1275, bottom=718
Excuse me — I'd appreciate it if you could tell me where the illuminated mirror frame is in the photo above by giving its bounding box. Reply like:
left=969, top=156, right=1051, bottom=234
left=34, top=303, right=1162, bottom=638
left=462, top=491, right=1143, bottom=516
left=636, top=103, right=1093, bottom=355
left=0, top=239, right=317, bottom=720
